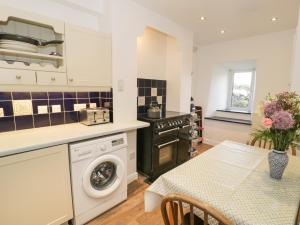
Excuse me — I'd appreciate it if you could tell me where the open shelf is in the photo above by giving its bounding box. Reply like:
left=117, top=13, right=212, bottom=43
left=0, top=48, right=63, bottom=60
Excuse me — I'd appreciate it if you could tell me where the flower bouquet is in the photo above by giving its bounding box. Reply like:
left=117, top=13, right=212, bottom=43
left=254, top=92, right=300, bottom=179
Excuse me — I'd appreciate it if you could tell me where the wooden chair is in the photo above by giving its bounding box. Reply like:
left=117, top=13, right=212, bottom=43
left=161, top=193, right=234, bottom=225
left=247, top=137, right=297, bottom=156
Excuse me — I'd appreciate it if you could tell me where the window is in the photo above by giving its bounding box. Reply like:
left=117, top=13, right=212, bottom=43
left=228, top=70, right=255, bottom=112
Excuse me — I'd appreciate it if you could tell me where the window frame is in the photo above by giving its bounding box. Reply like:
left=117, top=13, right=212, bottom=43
left=227, top=69, right=256, bottom=113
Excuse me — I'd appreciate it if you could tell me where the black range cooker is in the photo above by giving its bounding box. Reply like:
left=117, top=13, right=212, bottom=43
left=137, top=111, right=192, bottom=182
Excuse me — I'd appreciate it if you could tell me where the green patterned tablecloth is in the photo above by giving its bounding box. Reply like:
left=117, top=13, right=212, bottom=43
left=145, top=141, right=300, bottom=225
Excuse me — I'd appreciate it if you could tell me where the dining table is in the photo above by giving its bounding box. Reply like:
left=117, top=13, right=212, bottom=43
left=144, top=140, right=300, bottom=225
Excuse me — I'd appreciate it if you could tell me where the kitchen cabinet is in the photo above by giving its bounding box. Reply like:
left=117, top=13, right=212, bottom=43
left=0, top=67, right=36, bottom=85
left=0, top=145, right=73, bottom=225
left=65, top=24, right=112, bottom=87
left=0, top=6, right=66, bottom=73
left=36, top=71, right=67, bottom=86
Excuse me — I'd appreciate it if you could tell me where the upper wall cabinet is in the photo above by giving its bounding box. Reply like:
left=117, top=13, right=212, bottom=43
left=65, top=24, right=112, bottom=87
left=0, top=6, right=66, bottom=74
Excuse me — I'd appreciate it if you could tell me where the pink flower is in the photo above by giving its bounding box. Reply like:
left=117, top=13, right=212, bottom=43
left=264, top=101, right=282, bottom=117
left=271, top=111, right=295, bottom=130
left=262, top=118, right=273, bottom=128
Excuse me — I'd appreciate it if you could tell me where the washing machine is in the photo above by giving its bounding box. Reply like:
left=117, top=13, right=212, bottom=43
left=69, top=133, right=128, bottom=225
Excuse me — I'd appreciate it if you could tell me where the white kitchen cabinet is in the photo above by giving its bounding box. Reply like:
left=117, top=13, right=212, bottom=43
left=0, top=67, right=36, bottom=85
left=0, top=145, right=73, bottom=225
left=65, top=24, right=112, bottom=87
left=36, top=71, right=67, bottom=86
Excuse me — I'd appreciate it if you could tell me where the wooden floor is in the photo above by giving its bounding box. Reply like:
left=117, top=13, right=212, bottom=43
left=87, top=143, right=213, bottom=225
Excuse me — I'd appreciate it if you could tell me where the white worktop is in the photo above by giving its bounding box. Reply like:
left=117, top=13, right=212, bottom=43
left=0, top=121, right=149, bottom=157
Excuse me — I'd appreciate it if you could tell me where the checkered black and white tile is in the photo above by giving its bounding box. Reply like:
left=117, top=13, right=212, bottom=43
left=137, top=78, right=166, bottom=115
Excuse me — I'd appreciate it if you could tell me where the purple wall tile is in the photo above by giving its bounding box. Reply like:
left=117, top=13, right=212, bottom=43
left=0, top=101, right=13, bottom=116
left=48, top=92, right=63, bottom=99
left=63, top=92, right=76, bottom=99
left=0, top=92, right=12, bottom=101
left=34, top=114, right=50, bottom=128
left=0, top=90, right=113, bottom=133
left=31, top=92, right=48, bottom=100
left=12, top=92, right=31, bottom=100
left=0, top=116, right=15, bottom=132
left=15, top=115, right=34, bottom=130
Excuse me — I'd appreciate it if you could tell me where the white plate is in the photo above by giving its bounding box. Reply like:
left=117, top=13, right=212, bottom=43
left=0, top=40, right=38, bottom=53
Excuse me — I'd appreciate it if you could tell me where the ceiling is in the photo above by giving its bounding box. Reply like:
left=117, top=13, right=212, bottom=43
left=132, top=0, right=300, bottom=45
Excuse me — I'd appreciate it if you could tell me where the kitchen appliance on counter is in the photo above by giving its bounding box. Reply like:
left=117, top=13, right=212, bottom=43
left=79, top=107, right=110, bottom=126
left=137, top=111, right=192, bottom=182
left=147, top=101, right=162, bottom=119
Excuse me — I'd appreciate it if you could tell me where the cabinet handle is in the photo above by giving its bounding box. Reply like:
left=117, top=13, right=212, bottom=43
left=16, top=75, right=22, bottom=80
left=51, top=77, right=56, bottom=81
left=69, top=78, right=74, bottom=82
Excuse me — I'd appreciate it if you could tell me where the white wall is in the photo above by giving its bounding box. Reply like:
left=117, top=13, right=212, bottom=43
left=206, top=65, right=229, bottom=116
left=111, top=0, right=193, bottom=123
left=193, top=30, right=295, bottom=145
left=166, top=36, right=182, bottom=111
left=110, top=0, right=193, bottom=181
left=137, top=28, right=184, bottom=111
left=291, top=10, right=300, bottom=94
left=137, top=27, right=167, bottom=80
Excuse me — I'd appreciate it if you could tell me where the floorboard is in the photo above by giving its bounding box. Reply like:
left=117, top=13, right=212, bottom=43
left=87, top=143, right=213, bottom=225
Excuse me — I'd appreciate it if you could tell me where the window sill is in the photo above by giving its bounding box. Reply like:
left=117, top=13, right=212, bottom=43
left=216, top=109, right=251, bottom=115
left=204, top=116, right=252, bottom=125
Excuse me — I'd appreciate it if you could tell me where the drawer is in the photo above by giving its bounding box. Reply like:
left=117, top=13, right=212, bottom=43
left=36, top=71, right=67, bottom=86
left=0, top=68, right=36, bottom=85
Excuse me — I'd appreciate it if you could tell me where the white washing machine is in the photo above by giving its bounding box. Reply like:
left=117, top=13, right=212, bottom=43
left=69, top=133, right=128, bottom=225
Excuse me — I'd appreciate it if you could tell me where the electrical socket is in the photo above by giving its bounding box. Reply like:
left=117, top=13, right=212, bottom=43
left=52, top=105, right=61, bottom=113
left=38, top=105, right=48, bottom=114
left=0, top=108, right=4, bottom=117
left=129, top=152, right=135, bottom=160
left=13, top=100, right=33, bottom=116
left=74, top=104, right=86, bottom=111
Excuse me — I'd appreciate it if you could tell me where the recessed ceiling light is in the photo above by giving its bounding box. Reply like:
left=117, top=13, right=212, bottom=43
left=271, top=17, right=278, bottom=22
left=220, top=30, right=225, bottom=34
left=197, top=16, right=206, bottom=22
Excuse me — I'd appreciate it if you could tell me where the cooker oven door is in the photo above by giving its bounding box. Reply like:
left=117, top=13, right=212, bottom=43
left=152, top=137, right=179, bottom=178
left=178, top=124, right=192, bottom=164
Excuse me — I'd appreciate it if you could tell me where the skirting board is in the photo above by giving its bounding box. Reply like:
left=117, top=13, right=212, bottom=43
left=127, top=172, right=138, bottom=184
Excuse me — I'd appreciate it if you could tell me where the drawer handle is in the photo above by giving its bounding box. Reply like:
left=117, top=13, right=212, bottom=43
left=69, top=78, right=74, bottom=82
left=51, top=77, right=56, bottom=81
left=16, top=75, right=22, bottom=80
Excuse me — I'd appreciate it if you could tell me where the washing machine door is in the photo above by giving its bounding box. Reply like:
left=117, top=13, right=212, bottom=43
left=82, top=154, right=125, bottom=198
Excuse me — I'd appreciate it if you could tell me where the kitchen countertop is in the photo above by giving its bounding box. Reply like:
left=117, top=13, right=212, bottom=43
left=0, top=121, right=149, bottom=157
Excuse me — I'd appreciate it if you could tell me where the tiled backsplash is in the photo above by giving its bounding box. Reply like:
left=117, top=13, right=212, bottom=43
left=137, top=78, right=166, bottom=115
left=0, top=90, right=113, bottom=133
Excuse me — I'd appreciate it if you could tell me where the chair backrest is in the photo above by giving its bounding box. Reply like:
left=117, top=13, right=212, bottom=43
left=161, top=193, right=234, bottom=225
left=247, top=137, right=297, bottom=156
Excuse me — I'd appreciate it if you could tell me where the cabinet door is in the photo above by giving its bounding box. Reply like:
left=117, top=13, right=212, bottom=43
left=36, top=71, right=67, bottom=86
left=0, top=68, right=36, bottom=85
left=65, top=24, right=112, bottom=87
left=0, top=145, right=73, bottom=225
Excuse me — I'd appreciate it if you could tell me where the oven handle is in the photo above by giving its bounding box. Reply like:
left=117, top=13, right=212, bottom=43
left=158, top=127, right=179, bottom=135
left=157, top=139, right=179, bottom=149
left=181, top=125, right=191, bottom=129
